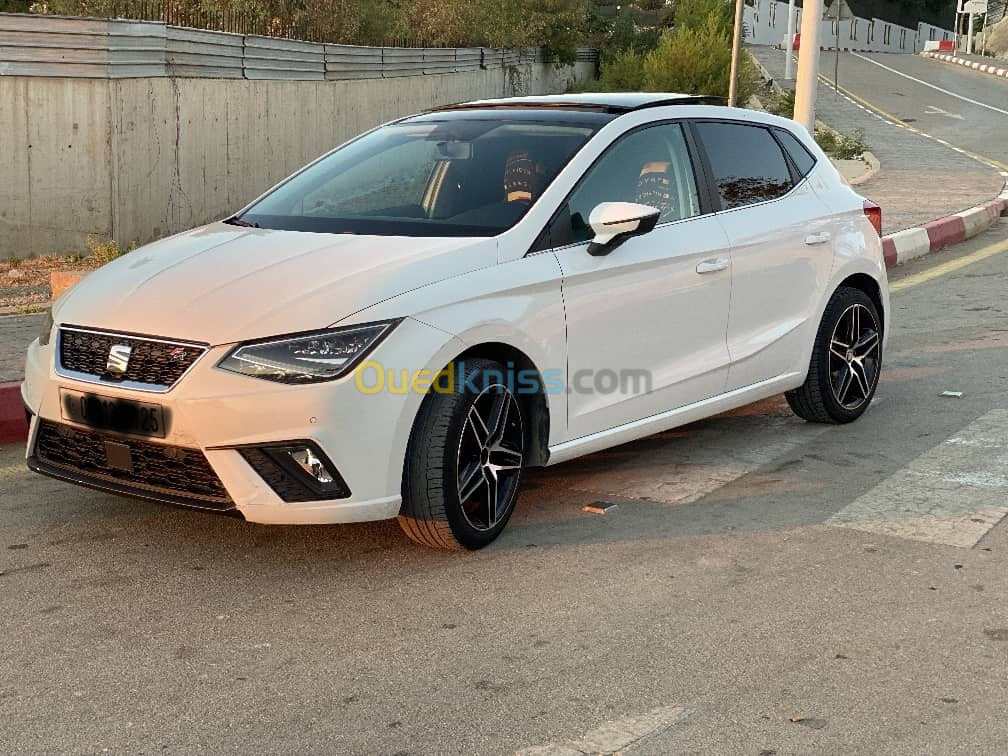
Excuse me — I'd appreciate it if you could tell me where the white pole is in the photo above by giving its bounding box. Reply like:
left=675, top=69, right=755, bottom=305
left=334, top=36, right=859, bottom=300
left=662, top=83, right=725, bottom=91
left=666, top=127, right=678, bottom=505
left=793, top=0, right=824, bottom=132
left=728, top=0, right=746, bottom=106
left=968, top=11, right=975, bottom=53
left=784, top=0, right=797, bottom=79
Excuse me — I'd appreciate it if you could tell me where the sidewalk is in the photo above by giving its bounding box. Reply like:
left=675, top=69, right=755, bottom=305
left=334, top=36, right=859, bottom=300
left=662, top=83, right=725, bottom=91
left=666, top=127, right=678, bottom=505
left=749, top=46, right=1006, bottom=234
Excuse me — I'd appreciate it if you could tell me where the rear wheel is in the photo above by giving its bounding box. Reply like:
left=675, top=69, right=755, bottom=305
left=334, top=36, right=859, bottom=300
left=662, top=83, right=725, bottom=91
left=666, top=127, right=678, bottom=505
left=398, top=358, right=526, bottom=550
left=786, top=287, right=882, bottom=424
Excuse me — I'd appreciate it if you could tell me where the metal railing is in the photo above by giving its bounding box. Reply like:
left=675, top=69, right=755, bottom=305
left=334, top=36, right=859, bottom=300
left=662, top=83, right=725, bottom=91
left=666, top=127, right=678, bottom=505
left=0, top=13, right=599, bottom=79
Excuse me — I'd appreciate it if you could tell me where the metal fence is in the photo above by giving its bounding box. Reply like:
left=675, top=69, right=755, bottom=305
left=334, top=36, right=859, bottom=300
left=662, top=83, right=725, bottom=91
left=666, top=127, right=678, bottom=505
left=0, top=13, right=598, bottom=79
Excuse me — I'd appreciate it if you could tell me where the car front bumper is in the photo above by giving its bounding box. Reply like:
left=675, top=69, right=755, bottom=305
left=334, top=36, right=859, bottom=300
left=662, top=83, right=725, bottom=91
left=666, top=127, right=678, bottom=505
left=22, top=317, right=464, bottom=524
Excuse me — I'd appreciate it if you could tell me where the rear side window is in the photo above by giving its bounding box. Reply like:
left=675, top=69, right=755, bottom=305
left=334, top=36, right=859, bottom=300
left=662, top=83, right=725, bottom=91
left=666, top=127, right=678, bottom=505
left=694, top=122, right=794, bottom=210
left=774, top=128, right=817, bottom=177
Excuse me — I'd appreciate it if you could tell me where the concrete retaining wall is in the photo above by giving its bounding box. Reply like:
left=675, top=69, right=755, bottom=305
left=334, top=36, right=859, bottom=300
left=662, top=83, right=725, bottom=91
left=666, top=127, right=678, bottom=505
left=0, top=61, right=595, bottom=259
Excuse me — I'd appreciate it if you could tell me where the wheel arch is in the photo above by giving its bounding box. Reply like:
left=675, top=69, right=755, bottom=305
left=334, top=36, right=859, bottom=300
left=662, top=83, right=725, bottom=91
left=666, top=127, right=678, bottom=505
left=836, top=272, right=885, bottom=333
left=451, top=341, right=552, bottom=467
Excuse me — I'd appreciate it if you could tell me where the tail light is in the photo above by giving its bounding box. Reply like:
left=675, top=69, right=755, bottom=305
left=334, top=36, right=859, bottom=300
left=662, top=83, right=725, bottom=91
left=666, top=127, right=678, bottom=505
left=863, top=200, right=882, bottom=237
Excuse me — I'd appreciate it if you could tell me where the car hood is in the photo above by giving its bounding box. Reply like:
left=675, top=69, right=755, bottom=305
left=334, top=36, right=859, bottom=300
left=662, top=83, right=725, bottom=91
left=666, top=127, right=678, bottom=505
left=53, top=223, right=497, bottom=345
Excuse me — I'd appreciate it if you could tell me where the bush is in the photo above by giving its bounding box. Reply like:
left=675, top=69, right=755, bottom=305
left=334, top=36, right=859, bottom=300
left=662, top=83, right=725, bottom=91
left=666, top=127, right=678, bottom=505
left=814, top=126, right=868, bottom=160
left=763, top=88, right=794, bottom=117
left=672, top=0, right=735, bottom=37
left=86, top=235, right=135, bottom=265
left=640, top=18, right=761, bottom=103
left=599, top=49, right=647, bottom=91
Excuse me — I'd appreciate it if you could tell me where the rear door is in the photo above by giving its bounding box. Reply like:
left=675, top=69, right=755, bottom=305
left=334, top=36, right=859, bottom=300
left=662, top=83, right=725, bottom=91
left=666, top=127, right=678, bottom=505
left=691, top=120, right=835, bottom=391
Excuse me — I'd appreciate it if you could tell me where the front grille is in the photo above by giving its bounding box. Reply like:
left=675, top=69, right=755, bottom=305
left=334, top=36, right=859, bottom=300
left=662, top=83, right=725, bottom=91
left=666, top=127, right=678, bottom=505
left=32, top=420, right=233, bottom=511
left=58, top=326, right=207, bottom=390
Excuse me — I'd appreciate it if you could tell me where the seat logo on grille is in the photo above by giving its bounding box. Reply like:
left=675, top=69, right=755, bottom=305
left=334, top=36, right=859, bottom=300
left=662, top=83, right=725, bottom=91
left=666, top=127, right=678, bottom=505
left=106, top=344, right=133, bottom=375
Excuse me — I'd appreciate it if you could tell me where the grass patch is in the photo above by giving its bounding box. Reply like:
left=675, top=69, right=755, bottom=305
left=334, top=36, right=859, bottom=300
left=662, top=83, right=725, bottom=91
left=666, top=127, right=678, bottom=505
left=15, top=304, right=47, bottom=315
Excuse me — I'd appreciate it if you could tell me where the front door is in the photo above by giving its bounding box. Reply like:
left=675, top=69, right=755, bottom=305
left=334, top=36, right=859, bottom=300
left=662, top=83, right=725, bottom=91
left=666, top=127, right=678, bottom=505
left=546, top=122, right=733, bottom=440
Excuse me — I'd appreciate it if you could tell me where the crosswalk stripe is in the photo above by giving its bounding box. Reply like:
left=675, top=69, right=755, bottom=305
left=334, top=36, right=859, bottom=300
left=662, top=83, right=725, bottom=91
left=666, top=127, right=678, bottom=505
left=827, top=409, right=1008, bottom=548
left=517, top=705, right=691, bottom=755
left=533, top=414, right=830, bottom=506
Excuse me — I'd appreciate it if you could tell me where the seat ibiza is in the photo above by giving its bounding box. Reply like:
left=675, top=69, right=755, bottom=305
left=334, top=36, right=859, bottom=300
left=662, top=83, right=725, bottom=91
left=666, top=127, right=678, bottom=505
left=23, top=93, right=888, bottom=550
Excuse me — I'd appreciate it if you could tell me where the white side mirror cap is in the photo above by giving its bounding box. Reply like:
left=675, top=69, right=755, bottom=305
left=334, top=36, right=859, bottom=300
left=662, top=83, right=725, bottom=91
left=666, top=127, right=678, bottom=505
left=587, top=202, right=661, bottom=255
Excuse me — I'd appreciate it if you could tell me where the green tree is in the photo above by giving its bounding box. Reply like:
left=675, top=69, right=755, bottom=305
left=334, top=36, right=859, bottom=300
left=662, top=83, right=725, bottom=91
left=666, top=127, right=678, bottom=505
left=672, top=0, right=733, bottom=36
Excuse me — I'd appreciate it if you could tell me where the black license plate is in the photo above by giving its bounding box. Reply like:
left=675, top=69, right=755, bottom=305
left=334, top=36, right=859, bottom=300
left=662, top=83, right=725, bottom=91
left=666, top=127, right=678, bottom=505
left=59, top=389, right=167, bottom=439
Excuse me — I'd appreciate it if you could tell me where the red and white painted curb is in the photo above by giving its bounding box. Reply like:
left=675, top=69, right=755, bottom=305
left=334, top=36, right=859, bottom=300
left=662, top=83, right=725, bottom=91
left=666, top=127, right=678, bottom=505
left=922, top=51, right=1008, bottom=79
left=881, top=191, right=1008, bottom=268
left=0, top=381, right=27, bottom=446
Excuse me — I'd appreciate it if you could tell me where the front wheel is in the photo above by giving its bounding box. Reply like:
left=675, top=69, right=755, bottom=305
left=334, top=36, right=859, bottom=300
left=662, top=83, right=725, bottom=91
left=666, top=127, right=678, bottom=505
left=786, top=286, right=882, bottom=424
left=398, top=358, right=526, bottom=550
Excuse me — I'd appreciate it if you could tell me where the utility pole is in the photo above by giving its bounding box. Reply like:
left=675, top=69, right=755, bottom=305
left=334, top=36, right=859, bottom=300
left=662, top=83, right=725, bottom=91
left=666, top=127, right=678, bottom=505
left=784, top=0, right=797, bottom=79
left=793, top=0, right=824, bottom=132
left=968, top=10, right=976, bottom=52
left=728, top=0, right=745, bottom=106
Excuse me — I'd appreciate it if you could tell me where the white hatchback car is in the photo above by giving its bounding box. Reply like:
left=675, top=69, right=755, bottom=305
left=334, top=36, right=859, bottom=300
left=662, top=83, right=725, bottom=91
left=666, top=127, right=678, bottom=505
left=23, top=93, right=888, bottom=550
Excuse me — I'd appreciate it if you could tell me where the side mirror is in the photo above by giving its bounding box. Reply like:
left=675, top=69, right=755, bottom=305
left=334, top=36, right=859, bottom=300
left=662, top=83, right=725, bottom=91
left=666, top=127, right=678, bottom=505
left=586, top=201, right=661, bottom=256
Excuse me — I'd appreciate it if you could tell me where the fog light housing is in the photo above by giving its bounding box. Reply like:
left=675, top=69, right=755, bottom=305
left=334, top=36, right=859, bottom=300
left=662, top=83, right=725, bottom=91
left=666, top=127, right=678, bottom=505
left=237, top=441, right=350, bottom=502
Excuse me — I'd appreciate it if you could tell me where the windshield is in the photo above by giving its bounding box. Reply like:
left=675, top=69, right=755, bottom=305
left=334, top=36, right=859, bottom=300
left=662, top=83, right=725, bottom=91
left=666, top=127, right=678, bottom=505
left=236, top=117, right=601, bottom=237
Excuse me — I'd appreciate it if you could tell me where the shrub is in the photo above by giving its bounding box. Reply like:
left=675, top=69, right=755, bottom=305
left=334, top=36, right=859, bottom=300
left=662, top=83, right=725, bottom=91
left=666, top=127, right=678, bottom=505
left=86, top=235, right=135, bottom=265
left=640, top=18, right=761, bottom=103
left=814, top=126, right=867, bottom=160
left=599, top=48, right=647, bottom=91
left=764, top=88, right=795, bottom=118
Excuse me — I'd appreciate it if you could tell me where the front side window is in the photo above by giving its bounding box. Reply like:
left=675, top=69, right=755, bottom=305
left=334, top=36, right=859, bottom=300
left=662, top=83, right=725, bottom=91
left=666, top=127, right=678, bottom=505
left=557, top=122, right=702, bottom=246
left=237, top=118, right=600, bottom=237
left=694, top=122, right=794, bottom=210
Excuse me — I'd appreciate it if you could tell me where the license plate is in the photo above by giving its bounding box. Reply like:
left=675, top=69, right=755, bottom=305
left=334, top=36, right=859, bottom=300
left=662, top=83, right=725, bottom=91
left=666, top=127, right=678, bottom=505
left=59, top=388, right=166, bottom=439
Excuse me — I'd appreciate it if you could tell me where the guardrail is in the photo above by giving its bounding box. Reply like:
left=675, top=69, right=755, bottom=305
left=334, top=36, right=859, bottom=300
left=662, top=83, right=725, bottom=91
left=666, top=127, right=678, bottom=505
left=0, top=13, right=598, bottom=79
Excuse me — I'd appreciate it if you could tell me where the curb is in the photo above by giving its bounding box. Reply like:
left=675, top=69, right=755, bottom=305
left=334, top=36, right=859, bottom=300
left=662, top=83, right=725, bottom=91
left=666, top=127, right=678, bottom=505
left=849, top=150, right=880, bottom=186
left=921, top=51, right=1008, bottom=79
left=882, top=191, right=1008, bottom=268
left=0, top=381, right=27, bottom=446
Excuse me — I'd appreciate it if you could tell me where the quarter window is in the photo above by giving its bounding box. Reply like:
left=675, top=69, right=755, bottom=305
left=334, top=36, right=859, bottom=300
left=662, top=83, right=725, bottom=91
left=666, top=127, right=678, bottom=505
left=694, top=122, right=794, bottom=210
left=559, top=122, right=702, bottom=245
left=774, top=128, right=817, bottom=177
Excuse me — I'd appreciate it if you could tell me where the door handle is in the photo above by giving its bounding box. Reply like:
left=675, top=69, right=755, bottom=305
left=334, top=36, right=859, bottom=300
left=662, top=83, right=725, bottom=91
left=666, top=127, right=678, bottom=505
left=805, top=232, right=831, bottom=245
left=696, top=257, right=729, bottom=274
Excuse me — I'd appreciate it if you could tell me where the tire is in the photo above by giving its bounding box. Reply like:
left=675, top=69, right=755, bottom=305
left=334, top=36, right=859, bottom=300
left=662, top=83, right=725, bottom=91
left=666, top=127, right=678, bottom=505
left=398, top=358, right=526, bottom=550
left=786, top=286, right=883, bottom=424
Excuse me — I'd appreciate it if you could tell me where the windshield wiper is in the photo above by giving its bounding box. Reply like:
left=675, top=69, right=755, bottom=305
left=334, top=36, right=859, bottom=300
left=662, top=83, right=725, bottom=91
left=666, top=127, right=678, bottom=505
left=224, top=216, right=259, bottom=228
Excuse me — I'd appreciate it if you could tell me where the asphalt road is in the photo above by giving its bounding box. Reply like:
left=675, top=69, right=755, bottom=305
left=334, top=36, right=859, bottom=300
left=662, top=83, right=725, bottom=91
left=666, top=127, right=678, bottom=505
left=2, top=218, right=1008, bottom=755
left=821, top=51, right=1008, bottom=169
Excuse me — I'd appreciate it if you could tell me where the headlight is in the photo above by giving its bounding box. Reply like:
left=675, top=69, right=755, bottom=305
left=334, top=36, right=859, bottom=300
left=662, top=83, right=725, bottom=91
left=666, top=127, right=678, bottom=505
left=38, top=308, right=54, bottom=346
left=217, top=320, right=399, bottom=383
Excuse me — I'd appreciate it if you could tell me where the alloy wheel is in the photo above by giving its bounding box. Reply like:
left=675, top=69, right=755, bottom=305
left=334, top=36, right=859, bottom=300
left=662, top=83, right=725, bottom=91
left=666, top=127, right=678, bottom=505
left=456, top=384, right=524, bottom=532
left=828, top=303, right=881, bottom=410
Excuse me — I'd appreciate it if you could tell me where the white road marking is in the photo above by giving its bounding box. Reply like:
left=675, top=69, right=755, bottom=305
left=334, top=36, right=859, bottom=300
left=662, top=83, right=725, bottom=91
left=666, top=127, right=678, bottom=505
left=517, top=705, right=691, bottom=755
left=828, top=409, right=1008, bottom=548
left=924, top=105, right=964, bottom=120
left=851, top=53, right=1008, bottom=117
left=537, top=415, right=829, bottom=505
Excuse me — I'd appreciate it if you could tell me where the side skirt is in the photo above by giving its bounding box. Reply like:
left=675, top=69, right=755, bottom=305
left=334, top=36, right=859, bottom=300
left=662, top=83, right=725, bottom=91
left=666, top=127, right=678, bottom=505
left=546, top=373, right=803, bottom=465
